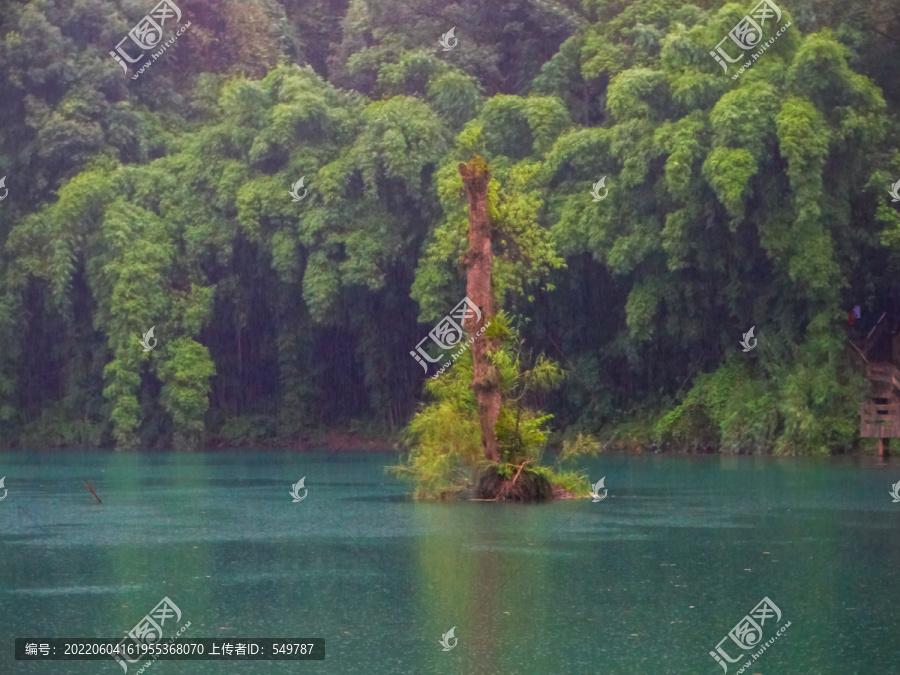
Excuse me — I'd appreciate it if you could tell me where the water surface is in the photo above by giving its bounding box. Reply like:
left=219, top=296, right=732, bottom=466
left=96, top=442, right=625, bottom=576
left=2, top=451, right=899, bottom=674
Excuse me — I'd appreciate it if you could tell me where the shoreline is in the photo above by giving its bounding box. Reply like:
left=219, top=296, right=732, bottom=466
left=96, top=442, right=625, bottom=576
left=0, top=434, right=889, bottom=457
left=0, top=430, right=400, bottom=453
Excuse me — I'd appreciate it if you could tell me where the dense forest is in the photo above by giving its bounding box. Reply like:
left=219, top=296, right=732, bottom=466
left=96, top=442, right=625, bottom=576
left=2, top=0, right=899, bottom=455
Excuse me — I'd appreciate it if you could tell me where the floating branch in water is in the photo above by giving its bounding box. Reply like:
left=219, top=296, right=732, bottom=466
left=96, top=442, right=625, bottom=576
left=84, top=481, right=102, bottom=504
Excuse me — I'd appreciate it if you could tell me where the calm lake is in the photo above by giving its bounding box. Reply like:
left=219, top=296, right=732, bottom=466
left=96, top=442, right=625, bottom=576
left=2, top=451, right=899, bottom=674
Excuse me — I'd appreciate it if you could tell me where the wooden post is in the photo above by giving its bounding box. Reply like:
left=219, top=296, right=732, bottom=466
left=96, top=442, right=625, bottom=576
left=879, top=438, right=890, bottom=458
left=458, top=157, right=500, bottom=463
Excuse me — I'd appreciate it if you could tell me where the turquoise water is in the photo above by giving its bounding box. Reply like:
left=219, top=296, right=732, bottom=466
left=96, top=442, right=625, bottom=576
left=2, top=451, right=900, bottom=674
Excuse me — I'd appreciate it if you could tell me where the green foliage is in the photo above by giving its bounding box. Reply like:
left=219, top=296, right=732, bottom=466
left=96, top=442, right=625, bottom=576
left=412, top=98, right=567, bottom=322
left=540, top=1, right=895, bottom=455
left=657, top=351, right=867, bottom=455
left=702, top=146, right=756, bottom=220
left=216, top=415, right=277, bottom=444
left=559, top=432, right=602, bottom=462
left=1, top=0, right=899, bottom=458
left=390, top=314, right=593, bottom=498
left=427, top=71, right=483, bottom=130
left=480, top=95, right=572, bottom=158
left=159, top=339, right=217, bottom=451
left=20, top=403, right=105, bottom=449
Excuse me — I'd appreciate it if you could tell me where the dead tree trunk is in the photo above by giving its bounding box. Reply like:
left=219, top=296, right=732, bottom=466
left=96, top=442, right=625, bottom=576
left=458, top=157, right=501, bottom=463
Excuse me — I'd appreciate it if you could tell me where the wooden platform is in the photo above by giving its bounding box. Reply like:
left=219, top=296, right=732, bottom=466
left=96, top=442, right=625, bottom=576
left=860, top=401, right=900, bottom=437
left=861, top=363, right=900, bottom=459
left=865, top=363, right=900, bottom=391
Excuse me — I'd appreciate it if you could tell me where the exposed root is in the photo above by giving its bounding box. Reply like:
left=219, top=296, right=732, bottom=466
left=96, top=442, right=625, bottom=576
left=474, top=463, right=554, bottom=502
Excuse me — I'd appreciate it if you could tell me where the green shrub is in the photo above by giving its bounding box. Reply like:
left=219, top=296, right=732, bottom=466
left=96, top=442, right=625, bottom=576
left=389, top=313, right=598, bottom=499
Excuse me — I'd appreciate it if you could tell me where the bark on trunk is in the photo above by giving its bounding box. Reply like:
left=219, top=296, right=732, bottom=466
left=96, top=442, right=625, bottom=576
left=458, top=158, right=501, bottom=463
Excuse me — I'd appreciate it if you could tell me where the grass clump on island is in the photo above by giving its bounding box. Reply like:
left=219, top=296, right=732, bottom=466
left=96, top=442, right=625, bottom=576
left=388, top=314, right=600, bottom=500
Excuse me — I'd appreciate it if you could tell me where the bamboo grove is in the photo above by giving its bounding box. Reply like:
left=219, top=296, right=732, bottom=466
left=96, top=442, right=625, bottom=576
left=1, top=0, right=899, bottom=454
